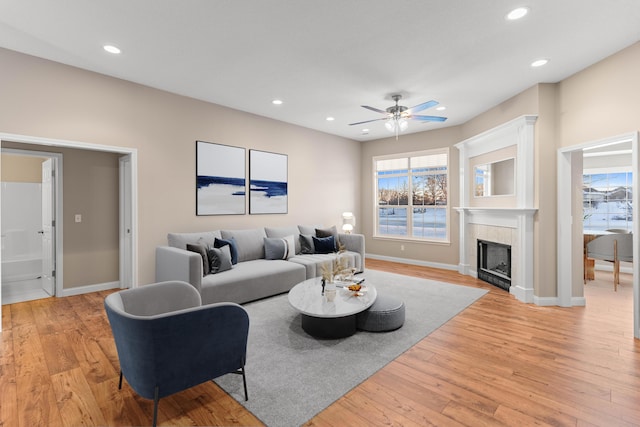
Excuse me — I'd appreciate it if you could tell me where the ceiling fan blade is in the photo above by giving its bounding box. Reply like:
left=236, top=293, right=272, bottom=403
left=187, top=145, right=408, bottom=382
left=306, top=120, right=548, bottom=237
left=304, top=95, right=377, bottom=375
left=348, top=118, right=387, bottom=126
left=361, top=105, right=387, bottom=114
left=407, top=100, right=439, bottom=114
left=411, top=115, right=447, bottom=122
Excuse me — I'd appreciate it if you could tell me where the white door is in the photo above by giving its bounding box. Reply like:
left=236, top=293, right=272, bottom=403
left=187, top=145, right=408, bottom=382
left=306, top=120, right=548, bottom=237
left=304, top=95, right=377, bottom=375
left=119, top=155, right=133, bottom=289
left=41, top=158, right=55, bottom=295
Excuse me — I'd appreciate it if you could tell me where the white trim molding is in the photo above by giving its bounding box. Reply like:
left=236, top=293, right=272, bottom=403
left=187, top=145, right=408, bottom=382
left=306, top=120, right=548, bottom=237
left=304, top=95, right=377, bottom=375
left=365, top=253, right=458, bottom=272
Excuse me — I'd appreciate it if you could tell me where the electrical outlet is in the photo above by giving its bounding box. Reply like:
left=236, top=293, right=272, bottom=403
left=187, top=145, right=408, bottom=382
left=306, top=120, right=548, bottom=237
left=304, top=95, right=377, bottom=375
left=400, top=244, right=405, bottom=251
left=75, top=214, right=82, bottom=223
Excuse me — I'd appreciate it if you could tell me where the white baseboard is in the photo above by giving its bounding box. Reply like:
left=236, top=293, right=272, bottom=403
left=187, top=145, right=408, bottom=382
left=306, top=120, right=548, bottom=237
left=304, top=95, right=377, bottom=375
left=594, top=263, right=633, bottom=274
left=365, top=253, right=458, bottom=271
left=367, top=254, right=592, bottom=307
left=60, top=281, right=121, bottom=297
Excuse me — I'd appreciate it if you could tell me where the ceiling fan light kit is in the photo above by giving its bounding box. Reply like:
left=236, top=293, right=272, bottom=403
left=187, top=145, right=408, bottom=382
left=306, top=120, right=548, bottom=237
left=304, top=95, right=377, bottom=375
left=349, top=94, right=447, bottom=140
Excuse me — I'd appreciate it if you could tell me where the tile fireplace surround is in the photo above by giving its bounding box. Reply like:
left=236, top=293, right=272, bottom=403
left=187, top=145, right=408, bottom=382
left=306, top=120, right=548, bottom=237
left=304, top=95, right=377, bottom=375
left=455, top=115, right=538, bottom=303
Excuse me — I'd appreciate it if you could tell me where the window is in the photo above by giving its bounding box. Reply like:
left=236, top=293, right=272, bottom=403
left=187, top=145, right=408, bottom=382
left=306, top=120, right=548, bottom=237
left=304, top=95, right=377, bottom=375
left=374, top=149, right=449, bottom=242
left=583, top=169, right=633, bottom=232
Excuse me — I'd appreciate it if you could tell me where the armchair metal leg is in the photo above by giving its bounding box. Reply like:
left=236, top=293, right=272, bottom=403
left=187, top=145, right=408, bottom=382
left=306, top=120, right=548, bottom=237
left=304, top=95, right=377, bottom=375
left=153, top=386, right=159, bottom=427
left=241, top=366, right=248, bottom=401
left=228, top=366, right=249, bottom=401
left=118, top=371, right=123, bottom=389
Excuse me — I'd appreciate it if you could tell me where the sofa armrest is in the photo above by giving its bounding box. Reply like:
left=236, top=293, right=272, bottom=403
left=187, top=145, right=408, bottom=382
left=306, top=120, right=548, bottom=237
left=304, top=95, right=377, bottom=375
left=339, top=233, right=365, bottom=271
left=155, top=246, right=203, bottom=293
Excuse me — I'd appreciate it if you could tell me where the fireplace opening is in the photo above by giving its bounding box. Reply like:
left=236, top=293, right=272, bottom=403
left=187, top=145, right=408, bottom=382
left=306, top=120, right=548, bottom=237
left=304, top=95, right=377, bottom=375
left=477, top=239, right=511, bottom=291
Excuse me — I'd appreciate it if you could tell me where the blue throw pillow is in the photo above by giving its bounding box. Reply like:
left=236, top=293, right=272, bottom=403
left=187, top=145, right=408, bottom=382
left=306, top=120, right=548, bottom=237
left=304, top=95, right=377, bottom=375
left=312, top=235, right=335, bottom=254
left=214, top=237, right=238, bottom=265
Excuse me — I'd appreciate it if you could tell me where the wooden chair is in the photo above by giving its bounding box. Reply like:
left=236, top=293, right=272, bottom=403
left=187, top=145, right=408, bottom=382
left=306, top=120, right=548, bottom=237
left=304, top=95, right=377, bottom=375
left=586, top=233, right=633, bottom=291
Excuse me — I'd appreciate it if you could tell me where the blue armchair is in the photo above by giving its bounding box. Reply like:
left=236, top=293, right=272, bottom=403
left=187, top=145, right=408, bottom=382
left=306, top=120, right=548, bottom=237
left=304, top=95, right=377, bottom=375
left=104, top=280, right=249, bottom=427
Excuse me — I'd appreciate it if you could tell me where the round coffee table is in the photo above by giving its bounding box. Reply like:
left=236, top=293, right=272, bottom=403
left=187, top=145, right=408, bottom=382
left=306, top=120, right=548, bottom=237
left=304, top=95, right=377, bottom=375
left=288, top=277, right=377, bottom=338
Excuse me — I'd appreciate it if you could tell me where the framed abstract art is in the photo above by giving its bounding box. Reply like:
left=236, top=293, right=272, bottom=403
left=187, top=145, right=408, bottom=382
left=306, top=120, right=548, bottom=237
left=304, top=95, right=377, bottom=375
left=196, top=140, right=246, bottom=215
left=249, top=149, right=288, bottom=214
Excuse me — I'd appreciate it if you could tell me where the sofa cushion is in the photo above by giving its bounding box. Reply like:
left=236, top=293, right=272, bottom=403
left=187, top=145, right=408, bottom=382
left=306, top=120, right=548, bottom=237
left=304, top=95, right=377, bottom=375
left=186, top=243, right=210, bottom=275
left=221, top=228, right=267, bottom=262
left=199, top=259, right=306, bottom=304
left=214, top=237, right=238, bottom=265
left=207, top=245, right=233, bottom=274
left=265, top=226, right=301, bottom=254
left=313, top=235, right=336, bottom=254
left=264, top=236, right=295, bottom=260
left=167, top=230, right=222, bottom=250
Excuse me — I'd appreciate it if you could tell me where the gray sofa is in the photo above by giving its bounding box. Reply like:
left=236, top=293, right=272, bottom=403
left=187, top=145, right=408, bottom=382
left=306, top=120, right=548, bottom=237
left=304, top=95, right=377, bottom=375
left=155, top=225, right=365, bottom=305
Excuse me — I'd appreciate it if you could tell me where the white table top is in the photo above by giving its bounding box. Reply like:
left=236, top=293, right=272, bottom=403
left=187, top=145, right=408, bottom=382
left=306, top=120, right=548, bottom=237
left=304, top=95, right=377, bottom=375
left=288, top=277, right=377, bottom=319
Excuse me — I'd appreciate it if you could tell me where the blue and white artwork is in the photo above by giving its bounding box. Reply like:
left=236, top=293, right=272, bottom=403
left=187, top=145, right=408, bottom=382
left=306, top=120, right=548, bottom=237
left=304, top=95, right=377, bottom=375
left=249, top=150, right=288, bottom=214
left=196, top=141, right=246, bottom=215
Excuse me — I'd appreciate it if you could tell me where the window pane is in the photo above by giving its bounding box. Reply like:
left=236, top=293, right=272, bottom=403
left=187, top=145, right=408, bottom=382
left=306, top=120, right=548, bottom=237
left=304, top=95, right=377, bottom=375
left=583, top=171, right=633, bottom=231
left=377, top=176, right=409, bottom=205
left=378, top=207, right=407, bottom=236
left=412, top=207, right=447, bottom=239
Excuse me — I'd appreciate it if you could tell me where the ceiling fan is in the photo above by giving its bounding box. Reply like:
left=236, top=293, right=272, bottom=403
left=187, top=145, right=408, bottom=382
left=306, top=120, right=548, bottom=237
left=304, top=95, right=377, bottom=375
left=349, top=94, right=447, bottom=138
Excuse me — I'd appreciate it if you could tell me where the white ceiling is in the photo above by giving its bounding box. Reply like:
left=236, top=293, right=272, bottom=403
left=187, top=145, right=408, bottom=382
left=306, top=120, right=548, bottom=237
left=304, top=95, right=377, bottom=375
left=1, top=1, right=639, bottom=141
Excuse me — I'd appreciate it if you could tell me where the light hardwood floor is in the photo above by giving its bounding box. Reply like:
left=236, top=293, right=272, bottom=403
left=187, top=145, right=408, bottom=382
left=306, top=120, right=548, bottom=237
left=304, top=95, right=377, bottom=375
left=1, top=259, right=638, bottom=426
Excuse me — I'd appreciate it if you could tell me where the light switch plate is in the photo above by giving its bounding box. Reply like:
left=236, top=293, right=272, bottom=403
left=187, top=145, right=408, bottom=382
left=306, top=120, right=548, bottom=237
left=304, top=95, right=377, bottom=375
left=75, top=214, right=82, bottom=223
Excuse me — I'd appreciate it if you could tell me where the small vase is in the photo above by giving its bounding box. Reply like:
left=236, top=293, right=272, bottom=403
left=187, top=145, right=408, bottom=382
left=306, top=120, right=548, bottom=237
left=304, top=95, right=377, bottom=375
left=325, top=282, right=336, bottom=302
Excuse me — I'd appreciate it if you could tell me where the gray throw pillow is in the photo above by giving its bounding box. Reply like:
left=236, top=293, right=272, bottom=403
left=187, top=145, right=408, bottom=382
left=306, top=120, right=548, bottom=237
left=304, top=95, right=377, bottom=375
left=186, top=243, right=210, bottom=276
left=315, top=225, right=338, bottom=238
left=214, top=237, right=238, bottom=265
left=264, top=236, right=295, bottom=260
left=299, top=234, right=315, bottom=254
left=207, top=245, right=233, bottom=274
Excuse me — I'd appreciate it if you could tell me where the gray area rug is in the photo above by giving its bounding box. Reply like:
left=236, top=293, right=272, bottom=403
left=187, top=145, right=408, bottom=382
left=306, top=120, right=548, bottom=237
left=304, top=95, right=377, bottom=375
left=214, top=269, right=488, bottom=427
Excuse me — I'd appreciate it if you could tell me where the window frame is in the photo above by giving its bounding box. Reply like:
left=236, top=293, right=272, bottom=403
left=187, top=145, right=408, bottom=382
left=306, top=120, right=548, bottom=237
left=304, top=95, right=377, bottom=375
left=373, top=148, right=450, bottom=244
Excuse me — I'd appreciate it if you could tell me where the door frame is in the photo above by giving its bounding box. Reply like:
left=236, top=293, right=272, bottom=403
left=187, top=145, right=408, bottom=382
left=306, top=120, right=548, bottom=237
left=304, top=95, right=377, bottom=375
left=557, top=131, right=639, bottom=339
left=1, top=148, right=63, bottom=298
left=0, top=132, right=138, bottom=332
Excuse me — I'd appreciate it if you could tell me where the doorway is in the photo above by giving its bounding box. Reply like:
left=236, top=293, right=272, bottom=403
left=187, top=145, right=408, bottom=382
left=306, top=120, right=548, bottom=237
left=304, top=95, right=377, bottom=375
left=557, top=132, right=639, bottom=339
left=1, top=149, right=60, bottom=304
left=0, top=132, right=137, bottom=332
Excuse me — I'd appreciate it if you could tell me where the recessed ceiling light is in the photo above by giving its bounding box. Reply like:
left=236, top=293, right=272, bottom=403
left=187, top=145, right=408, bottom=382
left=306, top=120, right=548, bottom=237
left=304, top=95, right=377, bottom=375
left=103, top=45, right=121, bottom=54
left=506, top=7, right=529, bottom=21
left=361, top=128, right=369, bottom=134
left=436, top=106, right=446, bottom=111
left=531, top=58, right=549, bottom=67
left=326, top=116, right=335, bottom=121
left=272, top=99, right=283, bottom=105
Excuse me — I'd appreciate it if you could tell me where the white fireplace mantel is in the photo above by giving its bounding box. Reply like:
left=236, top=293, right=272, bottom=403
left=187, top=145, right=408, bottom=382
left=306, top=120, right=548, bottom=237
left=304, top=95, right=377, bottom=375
left=455, top=115, right=538, bottom=303
left=455, top=207, right=537, bottom=303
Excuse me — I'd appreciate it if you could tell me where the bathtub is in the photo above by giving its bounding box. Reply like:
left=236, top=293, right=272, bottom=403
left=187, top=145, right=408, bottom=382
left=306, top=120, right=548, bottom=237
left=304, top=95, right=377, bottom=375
left=1, top=255, right=43, bottom=283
